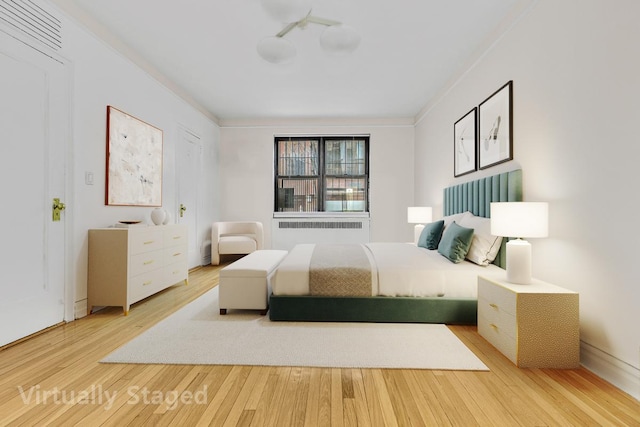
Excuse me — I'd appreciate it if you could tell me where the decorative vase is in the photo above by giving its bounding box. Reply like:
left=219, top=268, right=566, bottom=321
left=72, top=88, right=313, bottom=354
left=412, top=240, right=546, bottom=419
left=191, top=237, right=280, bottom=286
left=150, top=208, right=166, bottom=225
left=162, top=210, right=171, bottom=225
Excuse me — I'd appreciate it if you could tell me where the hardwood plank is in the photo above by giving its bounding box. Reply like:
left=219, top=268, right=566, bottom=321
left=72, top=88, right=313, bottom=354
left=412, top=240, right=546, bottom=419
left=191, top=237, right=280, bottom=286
left=330, top=368, right=344, bottom=427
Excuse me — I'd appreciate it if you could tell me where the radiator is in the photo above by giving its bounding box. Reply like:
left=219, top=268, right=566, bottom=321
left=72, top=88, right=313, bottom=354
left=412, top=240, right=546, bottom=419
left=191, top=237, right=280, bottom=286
left=271, top=217, right=370, bottom=251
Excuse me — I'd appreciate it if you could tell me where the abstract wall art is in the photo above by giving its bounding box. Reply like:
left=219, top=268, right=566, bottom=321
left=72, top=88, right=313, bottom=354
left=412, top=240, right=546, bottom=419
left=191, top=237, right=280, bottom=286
left=106, top=106, right=163, bottom=206
left=479, top=81, right=513, bottom=170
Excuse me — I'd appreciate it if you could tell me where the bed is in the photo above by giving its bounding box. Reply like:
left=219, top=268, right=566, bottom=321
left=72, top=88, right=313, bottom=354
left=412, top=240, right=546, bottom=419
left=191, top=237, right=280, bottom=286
left=268, top=169, right=523, bottom=324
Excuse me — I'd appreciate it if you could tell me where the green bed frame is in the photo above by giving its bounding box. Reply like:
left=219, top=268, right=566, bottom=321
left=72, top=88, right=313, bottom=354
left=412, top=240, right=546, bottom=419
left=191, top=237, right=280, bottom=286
left=269, top=169, right=523, bottom=324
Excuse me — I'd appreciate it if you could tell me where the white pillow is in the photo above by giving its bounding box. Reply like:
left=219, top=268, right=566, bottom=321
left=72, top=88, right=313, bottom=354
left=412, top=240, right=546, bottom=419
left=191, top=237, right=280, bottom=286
left=458, top=213, right=503, bottom=266
left=443, top=211, right=471, bottom=229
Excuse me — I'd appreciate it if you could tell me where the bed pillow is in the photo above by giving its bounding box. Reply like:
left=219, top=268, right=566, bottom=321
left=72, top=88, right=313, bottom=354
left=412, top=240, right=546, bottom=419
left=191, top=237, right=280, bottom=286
left=437, top=221, right=475, bottom=263
left=443, top=211, right=472, bottom=229
left=458, top=213, right=504, bottom=266
left=417, top=220, right=445, bottom=250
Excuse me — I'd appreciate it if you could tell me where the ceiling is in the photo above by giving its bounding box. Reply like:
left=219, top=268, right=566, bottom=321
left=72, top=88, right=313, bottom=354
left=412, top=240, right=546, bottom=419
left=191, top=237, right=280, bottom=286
left=52, top=0, right=532, bottom=122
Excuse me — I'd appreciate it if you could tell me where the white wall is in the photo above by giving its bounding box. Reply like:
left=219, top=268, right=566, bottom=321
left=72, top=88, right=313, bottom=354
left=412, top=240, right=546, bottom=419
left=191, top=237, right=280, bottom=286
left=415, top=0, right=639, bottom=399
left=47, top=2, right=220, bottom=317
left=219, top=120, right=415, bottom=246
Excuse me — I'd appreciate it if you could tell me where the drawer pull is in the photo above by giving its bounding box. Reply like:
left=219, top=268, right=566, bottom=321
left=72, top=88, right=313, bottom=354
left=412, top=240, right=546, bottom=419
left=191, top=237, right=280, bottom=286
left=172, top=252, right=182, bottom=257
left=489, top=303, right=498, bottom=309
left=172, top=270, right=180, bottom=274
left=490, top=323, right=498, bottom=330
left=143, top=260, right=155, bottom=265
left=143, top=280, right=152, bottom=286
left=173, top=236, right=181, bottom=240
left=143, top=240, right=155, bottom=245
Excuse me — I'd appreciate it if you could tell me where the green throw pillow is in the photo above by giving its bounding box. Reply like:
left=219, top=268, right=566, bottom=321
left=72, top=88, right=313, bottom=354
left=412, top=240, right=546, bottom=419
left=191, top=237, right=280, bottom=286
left=417, top=220, right=445, bottom=250
left=437, top=221, right=475, bottom=263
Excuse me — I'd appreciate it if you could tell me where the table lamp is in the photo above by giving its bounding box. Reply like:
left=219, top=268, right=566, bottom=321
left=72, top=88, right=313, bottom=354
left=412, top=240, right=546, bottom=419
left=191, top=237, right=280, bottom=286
left=490, top=202, right=548, bottom=284
left=407, top=207, right=433, bottom=244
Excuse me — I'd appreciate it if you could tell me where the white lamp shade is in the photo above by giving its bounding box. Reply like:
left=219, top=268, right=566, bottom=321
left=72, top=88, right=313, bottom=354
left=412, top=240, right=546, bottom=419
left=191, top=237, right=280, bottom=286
left=490, top=202, right=548, bottom=238
left=319, top=24, right=361, bottom=55
left=261, top=0, right=312, bottom=23
left=257, top=36, right=296, bottom=64
left=407, top=207, right=433, bottom=224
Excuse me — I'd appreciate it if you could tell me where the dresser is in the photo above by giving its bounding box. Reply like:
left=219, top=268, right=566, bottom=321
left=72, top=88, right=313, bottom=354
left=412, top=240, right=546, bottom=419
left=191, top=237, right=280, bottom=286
left=477, top=274, right=579, bottom=368
left=88, top=225, right=188, bottom=315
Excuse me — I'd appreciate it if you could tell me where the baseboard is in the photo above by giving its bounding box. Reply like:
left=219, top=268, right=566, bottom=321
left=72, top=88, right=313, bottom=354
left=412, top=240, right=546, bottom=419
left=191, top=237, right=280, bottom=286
left=580, top=340, right=639, bottom=401
left=74, top=299, right=88, bottom=319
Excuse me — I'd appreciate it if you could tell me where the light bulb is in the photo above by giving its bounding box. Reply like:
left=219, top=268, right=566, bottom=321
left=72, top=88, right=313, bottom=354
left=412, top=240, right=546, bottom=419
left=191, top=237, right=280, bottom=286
left=257, top=36, right=296, bottom=64
left=261, top=0, right=312, bottom=23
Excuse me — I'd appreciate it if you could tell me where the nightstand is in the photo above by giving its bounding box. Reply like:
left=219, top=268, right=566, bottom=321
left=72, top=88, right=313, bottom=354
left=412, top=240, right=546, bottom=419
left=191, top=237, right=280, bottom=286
left=477, top=274, right=579, bottom=368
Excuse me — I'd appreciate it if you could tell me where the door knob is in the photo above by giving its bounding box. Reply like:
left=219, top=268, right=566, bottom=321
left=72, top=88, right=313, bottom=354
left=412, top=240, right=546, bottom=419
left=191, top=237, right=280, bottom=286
left=52, top=198, right=66, bottom=221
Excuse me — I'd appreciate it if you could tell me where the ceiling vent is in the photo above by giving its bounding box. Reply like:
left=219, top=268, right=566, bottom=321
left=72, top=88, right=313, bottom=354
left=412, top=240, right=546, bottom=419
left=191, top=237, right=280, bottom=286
left=0, top=0, right=61, bottom=51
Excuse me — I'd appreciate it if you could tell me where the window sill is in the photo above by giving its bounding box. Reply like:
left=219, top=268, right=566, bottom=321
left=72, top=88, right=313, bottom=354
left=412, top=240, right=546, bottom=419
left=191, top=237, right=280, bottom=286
left=273, top=212, right=370, bottom=219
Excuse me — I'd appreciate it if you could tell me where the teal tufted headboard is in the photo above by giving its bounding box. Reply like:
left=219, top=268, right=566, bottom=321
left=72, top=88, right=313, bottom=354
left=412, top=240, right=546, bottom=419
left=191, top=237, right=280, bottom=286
left=443, top=169, right=523, bottom=268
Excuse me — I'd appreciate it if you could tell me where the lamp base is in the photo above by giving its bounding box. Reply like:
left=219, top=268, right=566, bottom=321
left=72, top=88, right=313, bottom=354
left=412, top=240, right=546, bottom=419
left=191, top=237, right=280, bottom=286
left=506, top=239, right=532, bottom=284
left=414, top=224, right=425, bottom=245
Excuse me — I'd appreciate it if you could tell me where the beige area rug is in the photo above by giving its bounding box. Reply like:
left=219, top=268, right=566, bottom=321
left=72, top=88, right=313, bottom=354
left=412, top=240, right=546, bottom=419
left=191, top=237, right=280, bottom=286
left=101, top=288, right=488, bottom=371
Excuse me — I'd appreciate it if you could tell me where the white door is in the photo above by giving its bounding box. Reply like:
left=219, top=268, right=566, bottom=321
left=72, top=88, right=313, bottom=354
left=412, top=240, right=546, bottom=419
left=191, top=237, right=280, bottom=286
left=0, top=32, right=68, bottom=346
left=176, top=127, right=202, bottom=267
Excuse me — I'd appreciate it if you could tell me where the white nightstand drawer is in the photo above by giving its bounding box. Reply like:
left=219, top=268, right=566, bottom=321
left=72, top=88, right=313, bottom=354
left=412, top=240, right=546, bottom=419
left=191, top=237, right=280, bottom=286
left=478, top=314, right=517, bottom=362
left=478, top=297, right=516, bottom=340
left=478, top=278, right=516, bottom=315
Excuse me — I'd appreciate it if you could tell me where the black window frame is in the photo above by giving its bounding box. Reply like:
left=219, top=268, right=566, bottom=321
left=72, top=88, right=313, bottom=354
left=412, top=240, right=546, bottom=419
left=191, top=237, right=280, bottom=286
left=274, top=135, right=370, bottom=213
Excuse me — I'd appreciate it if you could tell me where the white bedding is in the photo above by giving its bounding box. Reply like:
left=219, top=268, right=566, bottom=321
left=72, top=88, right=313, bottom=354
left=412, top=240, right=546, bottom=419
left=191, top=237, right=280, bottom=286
left=272, top=242, right=502, bottom=298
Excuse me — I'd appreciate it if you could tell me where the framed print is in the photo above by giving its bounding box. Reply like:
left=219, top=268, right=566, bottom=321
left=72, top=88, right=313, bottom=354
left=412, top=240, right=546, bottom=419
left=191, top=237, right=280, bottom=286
left=454, top=107, right=477, bottom=177
left=479, top=80, right=513, bottom=169
left=106, top=106, right=163, bottom=206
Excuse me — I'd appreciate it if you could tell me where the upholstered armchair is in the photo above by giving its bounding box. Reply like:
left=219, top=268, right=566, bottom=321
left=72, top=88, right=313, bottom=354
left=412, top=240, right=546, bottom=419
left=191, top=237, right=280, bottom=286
left=211, top=221, right=264, bottom=265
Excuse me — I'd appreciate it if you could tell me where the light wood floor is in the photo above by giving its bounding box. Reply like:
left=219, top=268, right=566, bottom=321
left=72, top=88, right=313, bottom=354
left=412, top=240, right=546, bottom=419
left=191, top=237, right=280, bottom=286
left=1, top=265, right=638, bottom=426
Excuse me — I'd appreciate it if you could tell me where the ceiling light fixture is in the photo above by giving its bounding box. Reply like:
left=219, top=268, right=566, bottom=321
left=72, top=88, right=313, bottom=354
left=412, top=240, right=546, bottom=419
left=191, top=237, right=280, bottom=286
left=257, top=0, right=360, bottom=64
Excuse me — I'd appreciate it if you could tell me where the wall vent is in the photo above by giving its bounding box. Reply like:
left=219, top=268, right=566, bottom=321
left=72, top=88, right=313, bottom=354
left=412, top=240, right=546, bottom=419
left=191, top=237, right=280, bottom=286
left=0, top=0, right=62, bottom=51
left=278, top=221, right=363, bottom=230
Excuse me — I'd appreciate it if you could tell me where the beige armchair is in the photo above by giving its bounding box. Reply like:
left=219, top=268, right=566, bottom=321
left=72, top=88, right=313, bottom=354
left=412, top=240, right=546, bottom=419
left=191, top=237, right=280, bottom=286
left=211, top=221, right=264, bottom=265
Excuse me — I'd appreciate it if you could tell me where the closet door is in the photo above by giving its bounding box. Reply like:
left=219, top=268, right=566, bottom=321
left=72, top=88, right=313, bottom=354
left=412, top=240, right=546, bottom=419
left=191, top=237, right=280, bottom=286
left=176, top=127, right=202, bottom=267
left=0, top=31, right=68, bottom=346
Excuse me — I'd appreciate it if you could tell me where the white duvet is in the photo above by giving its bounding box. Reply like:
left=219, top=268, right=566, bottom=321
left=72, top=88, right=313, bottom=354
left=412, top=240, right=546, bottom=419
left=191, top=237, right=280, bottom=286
left=272, top=242, right=502, bottom=298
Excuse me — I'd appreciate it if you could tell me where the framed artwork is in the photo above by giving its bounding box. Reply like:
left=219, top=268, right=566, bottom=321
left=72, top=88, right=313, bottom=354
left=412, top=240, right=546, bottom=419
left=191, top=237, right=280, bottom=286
left=453, top=107, right=477, bottom=177
left=106, top=106, right=163, bottom=206
left=479, top=80, right=513, bottom=169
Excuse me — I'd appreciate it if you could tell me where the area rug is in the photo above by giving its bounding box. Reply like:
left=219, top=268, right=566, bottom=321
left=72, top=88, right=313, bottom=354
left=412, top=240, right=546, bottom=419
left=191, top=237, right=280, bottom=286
left=101, top=288, right=488, bottom=370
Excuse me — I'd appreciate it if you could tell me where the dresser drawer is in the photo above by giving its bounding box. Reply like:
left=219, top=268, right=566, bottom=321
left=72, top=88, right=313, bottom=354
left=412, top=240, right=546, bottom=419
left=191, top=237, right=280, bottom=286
left=164, top=245, right=186, bottom=265
left=165, top=259, right=188, bottom=284
left=129, top=249, right=163, bottom=277
left=478, top=277, right=516, bottom=316
left=129, top=268, right=165, bottom=303
left=129, top=229, right=164, bottom=254
left=164, top=226, right=187, bottom=248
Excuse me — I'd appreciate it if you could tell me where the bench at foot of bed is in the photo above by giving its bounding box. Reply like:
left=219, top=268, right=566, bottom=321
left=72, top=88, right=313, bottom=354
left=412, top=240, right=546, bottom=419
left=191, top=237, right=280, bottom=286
left=219, top=249, right=288, bottom=315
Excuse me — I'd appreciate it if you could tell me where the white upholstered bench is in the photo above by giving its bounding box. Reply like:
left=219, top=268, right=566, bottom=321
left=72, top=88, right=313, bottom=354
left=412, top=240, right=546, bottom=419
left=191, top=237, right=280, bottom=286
left=218, top=249, right=288, bottom=315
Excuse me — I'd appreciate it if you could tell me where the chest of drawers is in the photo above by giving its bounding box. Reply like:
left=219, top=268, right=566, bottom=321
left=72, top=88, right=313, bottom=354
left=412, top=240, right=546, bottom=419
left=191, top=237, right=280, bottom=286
left=88, top=225, right=188, bottom=315
left=477, top=274, right=579, bottom=368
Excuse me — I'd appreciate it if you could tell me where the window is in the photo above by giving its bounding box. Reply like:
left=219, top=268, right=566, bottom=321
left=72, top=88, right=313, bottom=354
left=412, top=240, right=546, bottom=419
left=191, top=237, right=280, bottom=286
left=275, top=136, right=369, bottom=213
